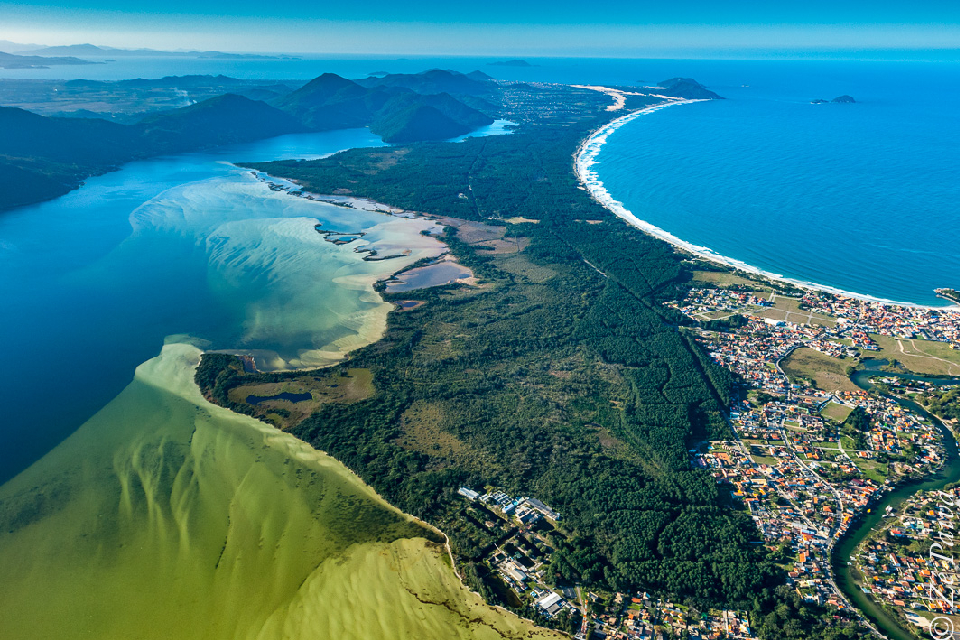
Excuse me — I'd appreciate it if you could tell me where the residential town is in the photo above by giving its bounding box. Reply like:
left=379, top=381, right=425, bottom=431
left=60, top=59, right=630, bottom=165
left=454, top=279, right=960, bottom=638
left=852, top=487, right=960, bottom=632
left=667, top=277, right=960, bottom=633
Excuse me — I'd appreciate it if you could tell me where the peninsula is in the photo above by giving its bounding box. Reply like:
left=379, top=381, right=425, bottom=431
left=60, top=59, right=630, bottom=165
left=230, top=77, right=880, bottom=639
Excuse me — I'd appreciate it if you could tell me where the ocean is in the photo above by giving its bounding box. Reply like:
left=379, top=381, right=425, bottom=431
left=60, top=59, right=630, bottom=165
left=584, top=60, right=960, bottom=306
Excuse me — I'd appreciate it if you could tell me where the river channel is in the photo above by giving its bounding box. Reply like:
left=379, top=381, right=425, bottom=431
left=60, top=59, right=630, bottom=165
left=833, top=363, right=960, bottom=640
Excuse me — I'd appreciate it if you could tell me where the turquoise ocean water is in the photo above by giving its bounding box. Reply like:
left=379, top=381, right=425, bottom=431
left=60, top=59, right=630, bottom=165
left=587, top=61, right=960, bottom=306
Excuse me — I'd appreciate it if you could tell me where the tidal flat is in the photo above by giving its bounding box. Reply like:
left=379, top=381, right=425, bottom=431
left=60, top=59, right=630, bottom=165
left=0, top=343, right=563, bottom=640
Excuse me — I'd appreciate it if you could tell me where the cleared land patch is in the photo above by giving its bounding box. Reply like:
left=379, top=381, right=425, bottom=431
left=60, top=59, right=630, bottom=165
left=821, top=402, right=854, bottom=423
left=870, top=334, right=960, bottom=376
left=474, top=236, right=531, bottom=255
left=226, top=368, right=373, bottom=429
left=756, top=296, right=836, bottom=328
left=781, top=348, right=859, bottom=393
left=435, top=217, right=506, bottom=244
left=691, top=270, right=767, bottom=289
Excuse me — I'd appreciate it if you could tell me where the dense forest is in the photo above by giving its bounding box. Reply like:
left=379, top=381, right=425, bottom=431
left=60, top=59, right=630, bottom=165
left=204, top=83, right=871, bottom=636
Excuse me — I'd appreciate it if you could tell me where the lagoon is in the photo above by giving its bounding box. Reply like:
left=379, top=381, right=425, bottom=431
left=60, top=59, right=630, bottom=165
left=0, top=128, right=418, bottom=483
left=0, top=127, right=561, bottom=639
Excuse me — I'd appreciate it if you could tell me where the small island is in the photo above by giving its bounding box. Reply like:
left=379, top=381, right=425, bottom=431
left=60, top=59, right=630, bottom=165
left=489, top=59, right=533, bottom=67
left=812, top=95, right=857, bottom=104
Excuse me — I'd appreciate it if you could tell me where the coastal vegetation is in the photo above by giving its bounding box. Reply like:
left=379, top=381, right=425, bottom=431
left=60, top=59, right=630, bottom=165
left=229, top=83, right=872, bottom=637
left=196, top=353, right=375, bottom=430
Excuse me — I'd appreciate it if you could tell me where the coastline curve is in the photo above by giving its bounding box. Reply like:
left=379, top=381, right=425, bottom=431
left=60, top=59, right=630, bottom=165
left=574, top=100, right=958, bottom=312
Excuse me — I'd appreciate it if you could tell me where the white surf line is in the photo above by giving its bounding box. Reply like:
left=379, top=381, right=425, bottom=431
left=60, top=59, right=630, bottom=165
left=574, top=100, right=959, bottom=311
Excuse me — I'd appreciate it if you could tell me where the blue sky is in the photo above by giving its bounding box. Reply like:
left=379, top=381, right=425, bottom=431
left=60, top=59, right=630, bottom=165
left=2, top=0, right=959, bottom=56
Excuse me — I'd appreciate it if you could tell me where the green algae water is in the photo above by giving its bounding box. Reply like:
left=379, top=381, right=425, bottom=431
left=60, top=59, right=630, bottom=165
left=0, top=132, right=562, bottom=639
left=0, top=343, right=560, bottom=639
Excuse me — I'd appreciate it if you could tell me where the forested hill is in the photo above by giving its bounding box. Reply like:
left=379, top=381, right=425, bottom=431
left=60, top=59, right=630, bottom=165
left=0, top=70, right=496, bottom=213
left=275, top=71, right=493, bottom=141
left=656, top=78, right=724, bottom=100
left=355, top=68, right=494, bottom=96
left=238, top=84, right=868, bottom=638
left=0, top=94, right=305, bottom=211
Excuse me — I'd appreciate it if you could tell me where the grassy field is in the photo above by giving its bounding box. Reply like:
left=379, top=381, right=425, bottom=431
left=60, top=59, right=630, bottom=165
left=756, top=296, right=837, bottom=328
left=870, top=334, right=960, bottom=377
left=691, top=270, right=767, bottom=289
left=751, top=453, right=780, bottom=466
left=840, top=435, right=858, bottom=452
left=781, top=348, right=860, bottom=393
left=821, top=402, right=854, bottom=423
left=226, top=367, right=373, bottom=429
left=0, top=345, right=562, bottom=640
left=855, top=459, right=889, bottom=484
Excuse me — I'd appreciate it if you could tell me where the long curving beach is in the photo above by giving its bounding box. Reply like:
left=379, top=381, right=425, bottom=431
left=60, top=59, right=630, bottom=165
left=575, top=95, right=960, bottom=311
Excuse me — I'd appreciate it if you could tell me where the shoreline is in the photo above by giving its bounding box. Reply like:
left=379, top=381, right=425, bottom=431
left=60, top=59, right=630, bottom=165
left=574, top=100, right=959, bottom=312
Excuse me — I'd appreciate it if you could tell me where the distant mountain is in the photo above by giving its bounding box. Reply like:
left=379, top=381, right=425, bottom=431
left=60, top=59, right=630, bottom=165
left=196, top=52, right=299, bottom=60
left=0, top=39, right=46, bottom=53
left=21, top=43, right=114, bottom=56
left=655, top=78, right=723, bottom=100
left=232, top=84, right=295, bottom=102
left=0, top=51, right=101, bottom=69
left=23, top=44, right=292, bottom=60
left=465, top=70, right=494, bottom=82
left=357, top=69, right=493, bottom=96
left=489, top=59, right=533, bottom=67
left=277, top=72, right=494, bottom=142
left=277, top=73, right=393, bottom=129
left=0, top=106, right=138, bottom=165
left=116, top=74, right=248, bottom=88
left=0, top=70, right=499, bottom=213
left=370, top=92, right=493, bottom=142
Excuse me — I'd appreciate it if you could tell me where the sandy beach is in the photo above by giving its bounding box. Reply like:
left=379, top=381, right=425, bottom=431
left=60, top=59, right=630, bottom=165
left=574, top=97, right=960, bottom=312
